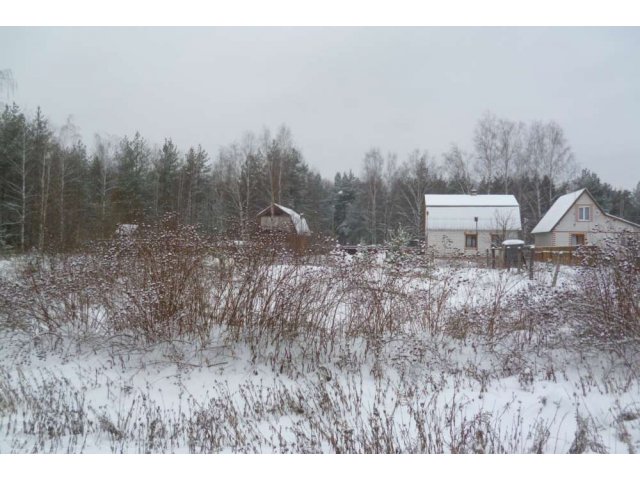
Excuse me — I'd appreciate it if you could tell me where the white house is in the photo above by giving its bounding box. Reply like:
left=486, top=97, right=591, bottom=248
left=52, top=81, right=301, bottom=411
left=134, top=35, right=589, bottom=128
left=531, top=188, right=640, bottom=247
left=424, top=193, right=522, bottom=255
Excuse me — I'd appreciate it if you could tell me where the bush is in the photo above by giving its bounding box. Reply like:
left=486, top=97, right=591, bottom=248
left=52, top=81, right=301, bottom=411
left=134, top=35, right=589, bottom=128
left=0, top=221, right=454, bottom=353
left=1, top=216, right=215, bottom=344
left=99, top=217, right=214, bottom=343
left=569, top=235, right=640, bottom=354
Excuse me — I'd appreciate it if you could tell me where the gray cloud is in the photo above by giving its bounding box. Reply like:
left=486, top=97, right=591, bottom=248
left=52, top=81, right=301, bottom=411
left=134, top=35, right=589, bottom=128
left=1, top=27, right=638, bottom=188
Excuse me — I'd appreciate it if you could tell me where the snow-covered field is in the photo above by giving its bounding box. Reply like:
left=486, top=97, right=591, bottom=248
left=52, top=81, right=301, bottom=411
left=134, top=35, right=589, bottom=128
left=0, top=253, right=638, bottom=453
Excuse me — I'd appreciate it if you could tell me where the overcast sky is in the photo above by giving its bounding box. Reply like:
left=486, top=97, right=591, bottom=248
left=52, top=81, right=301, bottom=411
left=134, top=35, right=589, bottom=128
left=1, top=27, right=639, bottom=189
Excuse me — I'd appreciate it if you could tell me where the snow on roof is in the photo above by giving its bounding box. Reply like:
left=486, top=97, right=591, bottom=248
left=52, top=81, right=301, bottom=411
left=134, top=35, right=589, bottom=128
left=257, top=203, right=311, bottom=235
left=531, top=189, right=586, bottom=234
left=424, top=194, right=522, bottom=231
left=502, top=239, right=525, bottom=246
left=275, top=204, right=310, bottom=235
left=424, top=194, right=520, bottom=207
left=601, top=212, right=640, bottom=229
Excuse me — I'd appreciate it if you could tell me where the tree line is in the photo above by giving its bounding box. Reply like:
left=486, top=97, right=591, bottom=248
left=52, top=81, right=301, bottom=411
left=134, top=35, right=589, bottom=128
left=1, top=104, right=639, bottom=252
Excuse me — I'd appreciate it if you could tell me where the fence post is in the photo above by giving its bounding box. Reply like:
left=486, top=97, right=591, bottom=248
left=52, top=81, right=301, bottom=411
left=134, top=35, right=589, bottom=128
left=551, top=252, right=561, bottom=287
left=529, top=247, right=534, bottom=280
left=491, top=247, right=496, bottom=269
left=516, top=247, right=522, bottom=272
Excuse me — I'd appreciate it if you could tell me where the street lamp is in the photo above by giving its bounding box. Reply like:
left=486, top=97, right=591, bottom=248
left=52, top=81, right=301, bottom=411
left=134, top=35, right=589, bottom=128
left=474, top=216, right=478, bottom=249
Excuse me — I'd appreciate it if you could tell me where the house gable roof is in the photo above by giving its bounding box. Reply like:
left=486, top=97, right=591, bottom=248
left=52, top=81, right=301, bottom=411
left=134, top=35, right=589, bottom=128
left=531, top=189, right=587, bottom=234
left=531, top=188, right=640, bottom=234
left=603, top=212, right=640, bottom=229
left=424, top=194, right=522, bottom=231
left=424, top=194, right=520, bottom=207
left=256, top=203, right=311, bottom=235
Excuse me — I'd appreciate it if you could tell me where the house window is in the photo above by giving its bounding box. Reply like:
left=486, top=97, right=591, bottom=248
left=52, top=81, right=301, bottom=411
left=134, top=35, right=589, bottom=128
left=571, top=233, right=586, bottom=246
left=577, top=206, right=591, bottom=221
left=465, top=233, right=478, bottom=249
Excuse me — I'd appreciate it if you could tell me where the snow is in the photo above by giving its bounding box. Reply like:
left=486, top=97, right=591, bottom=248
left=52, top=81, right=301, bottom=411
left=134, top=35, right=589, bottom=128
left=1, top=256, right=638, bottom=453
left=115, top=223, right=138, bottom=236
left=425, top=194, right=522, bottom=231
left=274, top=203, right=311, bottom=235
left=2, top=318, right=638, bottom=453
left=502, top=239, right=525, bottom=246
left=426, top=205, right=522, bottom=231
left=531, top=189, right=585, bottom=234
left=425, top=194, right=520, bottom=207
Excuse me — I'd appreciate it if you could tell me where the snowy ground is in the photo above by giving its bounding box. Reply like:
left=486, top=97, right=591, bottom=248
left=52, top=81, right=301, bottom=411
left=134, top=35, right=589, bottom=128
left=0, top=256, right=638, bottom=453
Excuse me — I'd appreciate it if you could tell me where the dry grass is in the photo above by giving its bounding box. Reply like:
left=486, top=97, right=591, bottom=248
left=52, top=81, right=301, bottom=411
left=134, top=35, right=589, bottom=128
left=1, top=337, right=634, bottom=454
left=1, top=226, right=639, bottom=453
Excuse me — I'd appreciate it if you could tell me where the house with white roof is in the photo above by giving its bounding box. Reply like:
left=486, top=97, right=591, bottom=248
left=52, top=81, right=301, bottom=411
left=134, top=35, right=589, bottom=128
left=256, top=203, right=311, bottom=252
left=256, top=203, right=311, bottom=236
left=424, top=192, right=522, bottom=255
left=531, top=188, right=640, bottom=247
left=256, top=203, right=310, bottom=236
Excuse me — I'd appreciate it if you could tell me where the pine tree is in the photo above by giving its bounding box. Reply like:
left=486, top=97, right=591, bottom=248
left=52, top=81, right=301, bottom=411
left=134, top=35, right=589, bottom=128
left=152, top=138, right=181, bottom=218
left=0, top=104, right=29, bottom=250
left=113, top=132, right=151, bottom=224
left=181, top=145, right=209, bottom=226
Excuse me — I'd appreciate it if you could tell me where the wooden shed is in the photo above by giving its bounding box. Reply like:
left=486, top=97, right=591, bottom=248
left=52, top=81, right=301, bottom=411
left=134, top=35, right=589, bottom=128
left=256, top=203, right=311, bottom=252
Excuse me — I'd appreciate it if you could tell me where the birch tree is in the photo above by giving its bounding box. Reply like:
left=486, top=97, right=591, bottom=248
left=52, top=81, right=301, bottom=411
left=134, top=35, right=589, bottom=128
left=0, top=69, right=16, bottom=106
left=395, top=150, right=443, bottom=238
left=215, top=143, right=245, bottom=233
left=524, top=120, right=576, bottom=219
left=89, top=134, right=117, bottom=238
left=443, top=144, right=475, bottom=194
left=361, top=148, right=385, bottom=244
left=473, top=112, right=500, bottom=193
left=496, top=119, right=524, bottom=194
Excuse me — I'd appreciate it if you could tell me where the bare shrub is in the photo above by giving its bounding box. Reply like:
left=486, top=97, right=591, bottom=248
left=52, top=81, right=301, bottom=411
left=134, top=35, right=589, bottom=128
left=98, top=216, right=214, bottom=343
left=2, top=215, right=215, bottom=344
left=0, top=253, right=110, bottom=336
left=203, top=234, right=446, bottom=359
left=206, top=233, right=345, bottom=356
left=568, top=410, right=607, bottom=454
left=444, top=272, right=564, bottom=353
left=0, top=218, right=569, bottom=364
left=568, top=236, right=640, bottom=355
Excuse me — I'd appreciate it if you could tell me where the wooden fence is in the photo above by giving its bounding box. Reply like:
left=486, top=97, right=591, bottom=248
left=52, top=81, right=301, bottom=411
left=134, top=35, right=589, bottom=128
left=533, top=245, right=599, bottom=266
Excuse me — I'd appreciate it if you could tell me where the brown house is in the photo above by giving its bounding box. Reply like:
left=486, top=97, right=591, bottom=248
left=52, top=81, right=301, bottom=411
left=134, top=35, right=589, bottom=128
left=256, top=203, right=311, bottom=251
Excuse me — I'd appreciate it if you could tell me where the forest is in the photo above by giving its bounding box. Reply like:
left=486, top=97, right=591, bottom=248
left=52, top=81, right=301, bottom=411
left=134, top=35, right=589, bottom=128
left=1, top=102, right=639, bottom=252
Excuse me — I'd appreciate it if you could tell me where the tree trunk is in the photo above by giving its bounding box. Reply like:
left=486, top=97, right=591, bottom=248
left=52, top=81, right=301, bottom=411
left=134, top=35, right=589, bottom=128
left=20, top=128, right=26, bottom=252
left=39, top=150, right=50, bottom=251
left=59, top=156, right=65, bottom=249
